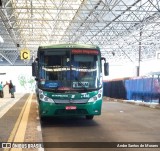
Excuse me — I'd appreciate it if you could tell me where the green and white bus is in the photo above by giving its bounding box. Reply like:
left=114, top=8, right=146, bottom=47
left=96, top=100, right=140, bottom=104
left=32, top=44, right=109, bottom=120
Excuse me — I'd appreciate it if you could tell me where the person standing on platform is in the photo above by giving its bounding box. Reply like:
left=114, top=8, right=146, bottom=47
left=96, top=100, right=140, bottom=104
left=0, top=82, right=3, bottom=98
left=9, top=80, right=15, bottom=98
left=4, top=80, right=15, bottom=98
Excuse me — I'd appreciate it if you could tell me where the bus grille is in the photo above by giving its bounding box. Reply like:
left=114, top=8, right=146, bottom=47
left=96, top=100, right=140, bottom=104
left=54, top=99, right=88, bottom=104
left=55, top=109, right=88, bottom=115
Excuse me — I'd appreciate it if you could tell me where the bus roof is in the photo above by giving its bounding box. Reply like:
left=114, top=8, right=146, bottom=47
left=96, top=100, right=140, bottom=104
left=38, top=43, right=100, bottom=50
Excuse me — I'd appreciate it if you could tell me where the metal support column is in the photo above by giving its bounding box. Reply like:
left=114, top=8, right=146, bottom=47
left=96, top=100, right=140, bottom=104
left=137, top=29, right=142, bottom=76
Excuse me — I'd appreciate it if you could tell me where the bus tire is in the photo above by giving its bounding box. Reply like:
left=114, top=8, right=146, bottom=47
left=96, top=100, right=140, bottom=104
left=39, top=114, right=45, bottom=122
left=86, top=115, right=94, bottom=120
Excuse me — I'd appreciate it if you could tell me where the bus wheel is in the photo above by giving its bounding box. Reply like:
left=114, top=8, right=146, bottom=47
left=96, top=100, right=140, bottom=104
left=86, top=115, right=94, bottom=120
left=40, top=115, right=45, bottom=122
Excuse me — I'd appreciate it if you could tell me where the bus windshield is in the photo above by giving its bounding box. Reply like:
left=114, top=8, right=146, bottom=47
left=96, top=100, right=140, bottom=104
left=38, top=49, right=102, bottom=91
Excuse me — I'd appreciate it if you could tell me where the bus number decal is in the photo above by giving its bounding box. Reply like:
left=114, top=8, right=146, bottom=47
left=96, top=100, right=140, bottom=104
left=73, top=82, right=89, bottom=88
left=81, top=93, right=89, bottom=98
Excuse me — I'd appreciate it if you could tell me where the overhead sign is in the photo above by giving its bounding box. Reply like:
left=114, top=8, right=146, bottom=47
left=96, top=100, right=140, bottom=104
left=20, top=49, right=30, bottom=60
left=71, top=49, right=99, bottom=55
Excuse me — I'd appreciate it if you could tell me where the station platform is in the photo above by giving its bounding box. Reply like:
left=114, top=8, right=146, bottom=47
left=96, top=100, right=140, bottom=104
left=0, top=90, right=43, bottom=150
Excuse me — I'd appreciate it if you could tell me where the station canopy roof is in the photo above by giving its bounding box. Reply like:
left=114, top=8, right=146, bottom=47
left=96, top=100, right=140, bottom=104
left=0, top=0, right=160, bottom=66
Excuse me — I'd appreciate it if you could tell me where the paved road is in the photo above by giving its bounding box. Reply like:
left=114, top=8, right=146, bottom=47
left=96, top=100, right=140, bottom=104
left=41, top=101, right=160, bottom=151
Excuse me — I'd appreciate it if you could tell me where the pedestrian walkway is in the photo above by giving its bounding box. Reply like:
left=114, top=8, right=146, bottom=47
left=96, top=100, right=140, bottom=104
left=0, top=93, right=25, bottom=118
left=0, top=93, right=44, bottom=151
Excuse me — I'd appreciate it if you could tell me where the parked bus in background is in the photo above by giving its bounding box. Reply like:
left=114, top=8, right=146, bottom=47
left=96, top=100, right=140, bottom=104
left=32, top=44, right=109, bottom=120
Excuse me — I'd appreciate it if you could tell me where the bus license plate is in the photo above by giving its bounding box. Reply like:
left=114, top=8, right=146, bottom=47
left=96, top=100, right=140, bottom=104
left=65, top=106, right=77, bottom=110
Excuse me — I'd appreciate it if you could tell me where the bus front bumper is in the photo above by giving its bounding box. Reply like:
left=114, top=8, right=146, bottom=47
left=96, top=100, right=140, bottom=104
left=39, top=100, right=102, bottom=117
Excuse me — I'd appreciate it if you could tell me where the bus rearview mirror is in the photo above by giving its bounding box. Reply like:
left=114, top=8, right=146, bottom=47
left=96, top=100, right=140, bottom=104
left=32, top=62, right=37, bottom=77
left=104, top=62, right=109, bottom=76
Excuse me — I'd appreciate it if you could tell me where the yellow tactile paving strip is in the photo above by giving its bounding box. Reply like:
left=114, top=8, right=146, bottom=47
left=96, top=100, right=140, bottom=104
left=23, top=94, right=44, bottom=151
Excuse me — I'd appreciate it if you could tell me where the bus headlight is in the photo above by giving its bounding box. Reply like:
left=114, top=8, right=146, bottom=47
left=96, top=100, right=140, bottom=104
left=38, top=89, right=54, bottom=103
left=44, top=96, right=54, bottom=102
left=88, top=95, right=98, bottom=102
left=88, top=89, right=102, bottom=102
